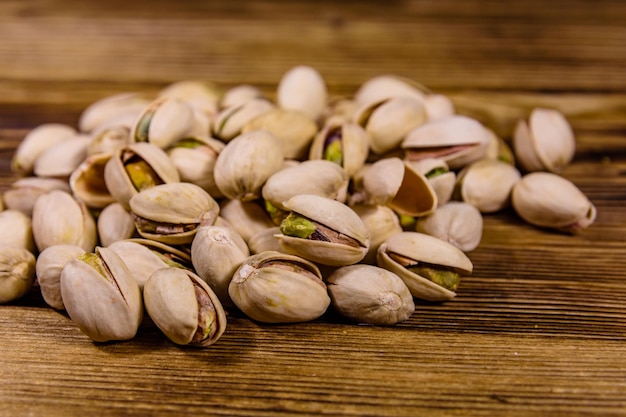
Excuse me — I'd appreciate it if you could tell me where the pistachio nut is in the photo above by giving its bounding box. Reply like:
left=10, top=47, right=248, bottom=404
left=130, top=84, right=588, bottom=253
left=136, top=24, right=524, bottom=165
left=485, top=129, right=515, bottom=165
left=2, top=177, right=70, bottom=217
left=36, top=244, right=86, bottom=309
left=351, top=204, right=403, bottom=265
left=97, top=203, right=137, bottom=247
left=228, top=251, right=329, bottom=323
left=122, top=238, right=193, bottom=270
left=218, top=198, right=275, bottom=243
left=87, top=125, right=132, bottom=156
left=220, top=84, right=264, bottom=109
left=511, top=172, right=596, bottom=232
left=276, top=194, right=370, bottom=266
left=406, top=158, right=456, bottom=207
left=213, top=98, right=275, bottom=141
left=423, top=93, right=455, bottom=121
left=69, top=152, right=116, bottom=208
left=308, top=119, right=369, bottom=177
left=166, top=136, right=225, bottom=197
left=262, top=159, right=349, bottom=211
left=157, top=80, right=222, bottom=118
left=33, top=135, right=90, bottom=179
left=354, top=96, right=427, bottom=155
left=214, top=130, right=284, bottom=201
left=104, top=142, right=180, bottom=208
left=362, top=157, right=437, bottom=217
left=277, top=65, right=327, bottom=121
left=354, top=74, right=426, bottom=107
left=11, top=123, right=76, bottom=176
left=327, top=265, right=415, bottom=326
left=242, top=108, right=318, bottom=160
left=60, top=247, right=143, bottom=342
left=129, top=182, right=219, bottom=245
left=0, top=247, right=36, bottom=304
left=319, top=97, right=359, bottom=125
left=377, top=232, right=473, bottom=301
left=455, top=159, right=521, bottom=213
left=402, top=115, right=491, bottom=170
left=144, top=267, right=226, bottom=347
left=0, top=210, right=35, bottom=253
left=416, top=202, right=483, bottom=252
left=247, top=226, right=284, bottom=255
left=131, top=96, right=196, bottom=149
left=32, top=190, right=97, bottom=253
left=513, top=108, right=575, bottom=173
left=78, top=92, right=150, bottom=133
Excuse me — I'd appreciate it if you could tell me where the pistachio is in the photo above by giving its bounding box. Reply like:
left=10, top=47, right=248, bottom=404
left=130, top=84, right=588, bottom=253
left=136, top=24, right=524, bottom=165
left=351, top=204, right=403, bottom=265
left=405, top=157, right=455, bottom=208
left=308, top=120, right=369, bottom=177
left=166, top=136, right=225, bottom=197
left=327, top=265, right=415, bottom=325
left=144, top=267, right=227, bottom=347
left=121, top=238, right=194, bottom=270
left=218, top=198, right=275, bottom=243
left=423, top=93, right=455, bottom=121
left=455, top=159, right=521, bottom=213
left=69, top=152, right=116, bottom=208
left=228, top=251, right=329, bottom=323
left=277, top=65, right=327, bottom=121
left=354, top=75, right=426, bottom=107
left=87, top=125, right=132, bottom=156
left=36, top=244, right=86, bottom=309
left=221, top=84, right=264, bottom=109
left=247, top=226, right=284, bottom=255
left=60, top=247, right=143, bottom=342
left=0, top=210, right=35, bottom=253
left=0, top=247, right=36, bottom=304
left=485, top=129, right=515, bottom=165
left=416, top=202, right=483, bottom=252
left=213, top=98, right=275, bottom=141
left=78, top=92, right=150, bottom=133
left=157, top=80, right=222, bottom=118
left=97, top=203, right=136, bottom=247
left=11, top=123, right=76, bottom=176
left=2, top=177, right=70, bottom=217
left=131, top=97, right=196, bottom=149
left=33, top=135, right=90, bottom=180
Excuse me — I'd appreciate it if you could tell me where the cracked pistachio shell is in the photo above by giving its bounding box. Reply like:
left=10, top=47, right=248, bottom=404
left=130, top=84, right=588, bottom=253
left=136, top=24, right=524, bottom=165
left=144, top=267, right=226, bottom=347
left=213, top=98, right=275, bottom=142
left=218, top=199, right=275, bottom=243
left=377, top=232, right=473, bottom=301
left=97, top=203, right=136, bottom=247
left=129, top=182, right=219, bottom=245
left=511, top=172, right=596, bottom=232
left=191, top=225, right=249, bottom=308
left=0, top=247, right=36, bottom=304
left=79, top=92, right=150, bottom=133
left=406, top=158, right=456, bottom=207
left=60, top=247, right=143, bottom=342
left=513, top=108, right=576, bottom=173
left=122, top=238, right=193, bottom=269
left=167, top=136, right=225, bottom=197
left=262, top=160, right=349, bottom=211
left=36, top=244, right=86, bottom=310
left=309, top=120, right=369, bottom=178
left=32, top=190, right=97, bottom=253
left=247, top=226, right=284, bottom=255
left=242, top=108, right=318, bottom=160
left=416, top=202, right=483, bottom=252
left=69, top=152, right=115, bottom=208
left=3, top=177, right=70, bottom=217
left=87, top=125, right=132, bottom=156
left=424, top=94, right=455, bottom=121
left=34, top=135, right=90, bottom=179
left=354, top=96, right=428, bottom=155
left=221, top=84, right=264, bottom=109
left=104, top=142, right=180, bottom=209
left=229, top=251, right=329, bottom=323
left=402, top=115, right=491, bottom=170
left=276, top=194, right=370, bottom=266
left=277, top=65, right=327, bottom=121
left=327, top=265, right=415, bottom=325
left=11, top=123, right=76, bottom=176
left=363, top=157, right=437, bottom=217
left=354, top=75, right=426, bottom=107
left=214, top=130, right=284, bottom=201
left=456, top=159, right=521, bottom=213
left=0, top=210, right=35, bottom=253
left=351, top=204, right=403, bottom=265
left=131, top=97, right=196, bottom=149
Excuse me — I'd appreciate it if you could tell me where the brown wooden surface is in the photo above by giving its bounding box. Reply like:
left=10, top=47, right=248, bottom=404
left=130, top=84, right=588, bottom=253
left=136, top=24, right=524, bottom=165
left=1, top=1, right=626, bottom=416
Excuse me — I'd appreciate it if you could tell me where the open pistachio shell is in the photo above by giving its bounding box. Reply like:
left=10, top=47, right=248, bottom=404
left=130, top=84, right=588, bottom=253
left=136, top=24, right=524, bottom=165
left=79, top=92, right=150, bottom=133
left=11, top=123, right=76, bottom=176
left=36, top=244, right=86, bottom=310
left=229, top=251, right=329, bottom=323
left=123, top=238, right=193, bottom=270
left=277, top=65, right=327, bottom=121
left=351, top=204, right=403, bottom=265
left=309, top=120, right=369, bottom=177
left=377, top=232, right=473, bottom=301
left=0, top=247, right=36, bottom=304
left=131, top=97, right=196, bottom=149
left=69, top=152, right=116, bottom=208
left=511, top=172, right=596, bottom=232
left=218, top=199, right=275, bottom=243
left=276, top=194, right=370, bottom=266
left=405, top=158, right=456, bottom=208
left=416, top=202, right=483, bottom=252
left=87, top=125, right=132, bottom=156
left=213, top=98, right=275, bottom=142
left=2, top=177, right=70, bottom=217
left=456, top=159, right=521, bottom=213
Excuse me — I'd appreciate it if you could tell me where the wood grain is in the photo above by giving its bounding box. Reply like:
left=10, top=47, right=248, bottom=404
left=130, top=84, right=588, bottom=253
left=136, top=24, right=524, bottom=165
left=1, top=1, right=625, bottom=416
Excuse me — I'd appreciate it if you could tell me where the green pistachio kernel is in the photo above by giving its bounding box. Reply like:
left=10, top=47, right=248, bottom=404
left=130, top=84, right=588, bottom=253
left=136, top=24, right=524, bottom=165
left=408, top=265, right=460, bottom=291
left=323, top=139, right=343, bottom=165
left=264, top=200, right=289, bottom=226
left=425, top=167, right=448, bottom=179
left=79, top=252, right=107, bottom=278
left=280, top=213, right=317, bottom=239
left=173, top=138, right=203, bottom=149
left=135, top=113, right=153, bottom=142
left=125, top=160, right=159, bottom=191
left=398, top=214, right=417, bottom=230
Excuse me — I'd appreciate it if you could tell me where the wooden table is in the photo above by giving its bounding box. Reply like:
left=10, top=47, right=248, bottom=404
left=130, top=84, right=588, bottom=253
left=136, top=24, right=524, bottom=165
left=1, top=1, right=625, bottom=415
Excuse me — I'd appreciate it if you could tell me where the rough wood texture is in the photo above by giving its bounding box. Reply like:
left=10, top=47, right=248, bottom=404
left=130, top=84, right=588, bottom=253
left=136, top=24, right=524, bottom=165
left=1, top=1, right=625, bottom=416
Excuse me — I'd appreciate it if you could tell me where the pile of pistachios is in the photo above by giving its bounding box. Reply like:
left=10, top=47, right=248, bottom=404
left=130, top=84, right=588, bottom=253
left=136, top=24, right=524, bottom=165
left=0, top=66, right=596, bottom=346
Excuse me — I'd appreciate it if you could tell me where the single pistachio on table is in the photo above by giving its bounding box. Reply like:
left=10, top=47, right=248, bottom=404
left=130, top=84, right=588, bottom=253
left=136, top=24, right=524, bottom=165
left=166, top=136, right=225, bottom=197
left=0, top=247, right=36, bottom=304
left=213, top=130, right=284, bottom=201
left=60, top=247, right=143, bottom=342
left=213, top=98, right=275, bottom=142
left=0, top=210, right=35, bottom=253
left=32, top=190, right=97, bottom=253
left=78, top=92, right=150, bottom=134
left=377, top=232, right=473, bottom=301
left=144, top=267, right=226, bottom=347
left=2, top=177, right=70, bottom=217
left=455, top=159, right=521, bottom=213
left=104, top=142, right=180, bottom=209
left=86, top=125, right=132, bottom=156
left=11, top=123, right=76, bottom=176
left=191, top=224, right=249, bottom=308
left=513, top=108, right=575, bottom=173
left=405, top=157, right=456, bottom=207
left=242, top=108, right=318, bottom=160
left=308, top=118, right=370, bottom=178
left=327, top=264, right=415, bottom=326
left=220, top=84, right=264, bottom=109
left=351, top=204, right=403, bottom=265
left=36, top=244, right=86, bottom=310
left=228, top=251, right=330, bottom=323
left=97, top=202, right=136, bottom=247
left=423, top=93, right=455, bottom=121
left=277, top=65, right=327, bottom=121
left=276, top=194, right=370, bottom=267
left=130, top=96, right=197, bottom=149
left=416, top=202, right=483, bottom=252
left=33, top=134, right=91, bottom=180
left=219, top=198, right=275, bottom=243
left=402, top=115, right=491, bottom=170
left=354, top=74, right=426, bottom=107
left=69, top=152, right=116, bottom=209
left=511, top=172, right=596, bottom=232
